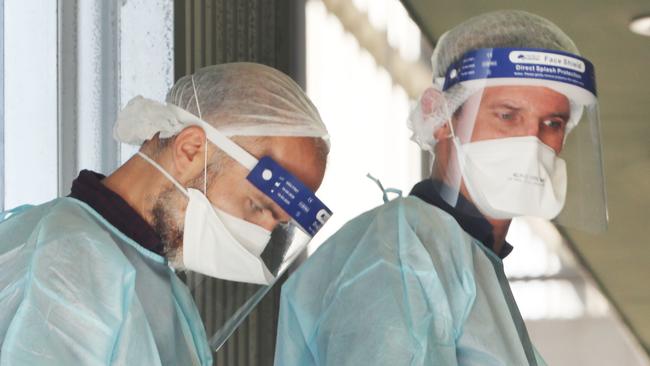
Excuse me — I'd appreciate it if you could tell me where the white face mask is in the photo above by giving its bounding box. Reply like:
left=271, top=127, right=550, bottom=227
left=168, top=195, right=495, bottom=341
left=137, top=151, right=275, bottom=285
left=454, top=136, right=567, bottom=219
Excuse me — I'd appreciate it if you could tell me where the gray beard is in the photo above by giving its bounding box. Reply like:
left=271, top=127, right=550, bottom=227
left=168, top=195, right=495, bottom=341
left=150, top=170, right=215, bottom=270
left=151, top=186, right=187, bottom=270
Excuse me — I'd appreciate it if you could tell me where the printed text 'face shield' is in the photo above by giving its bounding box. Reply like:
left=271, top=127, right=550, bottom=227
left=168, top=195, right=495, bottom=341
left=423, top=48, right=606, bottom=232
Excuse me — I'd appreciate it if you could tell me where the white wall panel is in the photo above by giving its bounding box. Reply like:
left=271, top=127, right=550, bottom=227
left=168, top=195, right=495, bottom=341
left=4, top=0, right=58, bottom=208
left=119, top=0, right=174, bottom=163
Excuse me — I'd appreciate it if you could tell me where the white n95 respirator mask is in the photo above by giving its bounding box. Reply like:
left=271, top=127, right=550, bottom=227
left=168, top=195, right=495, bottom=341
left=454, top=136, right=567, bottom=219
left=182, top=188, right=274, bottom=284
left=137, top=152, right=275, bottom=285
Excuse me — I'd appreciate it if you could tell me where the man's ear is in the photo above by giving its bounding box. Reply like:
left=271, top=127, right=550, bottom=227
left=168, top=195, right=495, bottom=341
left=171, top=126, right=207, bottom=182
left=433, top=120, right=452, bottom=140
left=420, top=87, right=443, bottom=116
left=420, top=87, right=452, bottom=141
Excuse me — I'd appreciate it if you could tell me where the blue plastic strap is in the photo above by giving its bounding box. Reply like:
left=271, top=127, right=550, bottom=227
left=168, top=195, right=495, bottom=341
left=442, top=47, right=597, bottom=97
left=247, top=156, right=332, bottom=237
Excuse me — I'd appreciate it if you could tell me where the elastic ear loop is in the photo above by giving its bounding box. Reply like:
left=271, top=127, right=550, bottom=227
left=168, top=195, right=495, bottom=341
left=190, top=75, right=203, bottom=119
left=438, top=91, right=464, bottom=207
left=441, top=94, right=457, bottom=140
left=190, top=75, right=208, bottom=195
left=431, top=79, right=456, bottom=140
left=204, top=137, right=208, bottom=195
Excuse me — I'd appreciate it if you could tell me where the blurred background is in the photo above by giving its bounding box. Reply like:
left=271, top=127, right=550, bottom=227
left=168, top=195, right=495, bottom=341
left=2, top=0, right=648, bottom=365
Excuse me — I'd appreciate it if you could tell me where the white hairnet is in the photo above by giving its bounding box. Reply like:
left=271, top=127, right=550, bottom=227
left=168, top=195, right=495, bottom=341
left=430, top=10, right=578, bottom=79
left=408, top=10, right=582, bottom=151
left=115, top=62, right=329, bottom=147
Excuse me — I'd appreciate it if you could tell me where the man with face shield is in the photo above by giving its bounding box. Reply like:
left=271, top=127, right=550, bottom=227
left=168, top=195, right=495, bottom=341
left=274, top=10, right=606, bottom=366
left=0, top=63, right=331, bottom=365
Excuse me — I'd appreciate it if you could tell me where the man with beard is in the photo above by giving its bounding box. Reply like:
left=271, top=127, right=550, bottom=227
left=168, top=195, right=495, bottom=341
left=0, top=63, right=330, bottom=365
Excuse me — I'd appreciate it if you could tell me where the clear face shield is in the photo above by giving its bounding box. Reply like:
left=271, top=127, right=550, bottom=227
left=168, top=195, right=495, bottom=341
left=116, top=94, right=332, bottom=352
left=412, top=48, right=607, bottom=233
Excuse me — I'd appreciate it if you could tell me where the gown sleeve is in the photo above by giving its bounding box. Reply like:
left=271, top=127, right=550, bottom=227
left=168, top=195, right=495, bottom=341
left=1, top=214, right=161, bottom=366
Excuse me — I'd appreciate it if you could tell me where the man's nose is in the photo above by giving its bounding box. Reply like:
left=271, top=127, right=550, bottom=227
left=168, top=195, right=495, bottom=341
left=258, top=211, right=292, bottom=232
left=275, top=211, right=292, bottom=227
left=258, top=217, right=277, bottom=232
left=524, top=118, right=541, bottom=137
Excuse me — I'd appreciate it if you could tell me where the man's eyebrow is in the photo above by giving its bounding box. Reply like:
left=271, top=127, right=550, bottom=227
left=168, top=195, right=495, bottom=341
left=547, top=112, right=571, bottom=121
left=255, top=191, right=287, bottom=218
left=488, top=101, right=522, bottom=110
left=253, top=191, right=274, bottom=208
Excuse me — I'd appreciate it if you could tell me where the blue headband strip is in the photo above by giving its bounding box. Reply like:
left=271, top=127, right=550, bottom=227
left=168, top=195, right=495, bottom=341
left=442, top=47, right=597, bottom=97
left=247, top=156, right=332, bottom=237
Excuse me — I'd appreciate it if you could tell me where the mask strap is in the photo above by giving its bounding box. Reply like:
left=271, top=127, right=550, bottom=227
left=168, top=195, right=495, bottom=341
left=137, top=151, right=190, bottom=198
left=440, top=94, right=457, bottom=140
left=434, top=78, right=453, bottom=139
left=192, top=74, right=230, bottom=195
left=191, top=75, right=203, bottom=119
left=203, top=136, right=208, bottom=195
left=190, top=75, right=214, bottom=195
left=186, top=75, right=258, bottom=171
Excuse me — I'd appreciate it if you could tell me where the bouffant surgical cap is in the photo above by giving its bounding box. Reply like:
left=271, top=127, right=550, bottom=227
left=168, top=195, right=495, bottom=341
left=431, top=10, right=579, bottom=79
left=115, top=62, right=329, bottom=148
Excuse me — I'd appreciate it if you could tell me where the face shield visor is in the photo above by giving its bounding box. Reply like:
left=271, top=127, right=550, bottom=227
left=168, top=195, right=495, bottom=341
left=184, top=113, right=331, bottom=350
left=410, top=47, right=607, bottom=233
left=115, top=96, right=332, bottom=351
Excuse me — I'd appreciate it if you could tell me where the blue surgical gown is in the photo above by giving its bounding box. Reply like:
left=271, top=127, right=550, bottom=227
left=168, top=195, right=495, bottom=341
left=0, top=197, right=213, bottom=365
left=274, top=196, right=547, bottom=365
